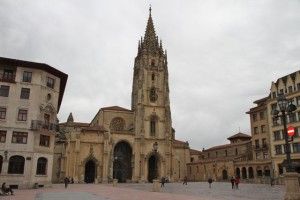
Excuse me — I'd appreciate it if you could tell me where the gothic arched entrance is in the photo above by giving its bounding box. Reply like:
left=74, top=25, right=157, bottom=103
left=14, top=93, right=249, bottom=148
left=113, top=141, right=132, bottom=183
left=148, top=154, right=159, bottom=182
left=84, top=160, right=96, bottom=183
left=222, top=169, right=228, bottom=180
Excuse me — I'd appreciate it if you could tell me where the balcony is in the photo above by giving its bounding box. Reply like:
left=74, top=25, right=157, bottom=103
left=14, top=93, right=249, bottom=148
left=253, top=144, right=268, bottom=151
left=31, top=120, right=58, bottom=132
left=0, top=72, right=16, bottom=83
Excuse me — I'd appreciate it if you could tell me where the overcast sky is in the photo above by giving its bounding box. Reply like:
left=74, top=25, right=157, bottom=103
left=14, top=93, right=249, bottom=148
left=1, top=0, right=300, bottom=150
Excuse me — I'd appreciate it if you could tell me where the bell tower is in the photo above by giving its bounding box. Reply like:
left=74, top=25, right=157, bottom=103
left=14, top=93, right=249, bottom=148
left=131, top=7, right=172, bottom=140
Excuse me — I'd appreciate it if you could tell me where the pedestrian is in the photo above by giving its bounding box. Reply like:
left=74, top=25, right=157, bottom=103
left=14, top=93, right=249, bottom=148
left=64, top=177, right=69, bottom=189
left=208, top=178, right=213, bottom=188
left=230, top=177, right=235, bottom=189
left=183, top=176, right=188, bottom=185
left=71, top=177, right=74, bottom=184
left=270, top=177, right=274, bottom=186
left=1, top=182, right=14, bottom=195
left=161, top=176, right=166, bottom=187
left=235, top=176, right=240, bottom=189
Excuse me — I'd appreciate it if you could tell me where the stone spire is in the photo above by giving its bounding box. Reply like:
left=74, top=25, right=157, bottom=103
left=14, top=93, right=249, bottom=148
left=67, top=112, right=74, bottom=123
left=139, top=6, right=163, bottom=55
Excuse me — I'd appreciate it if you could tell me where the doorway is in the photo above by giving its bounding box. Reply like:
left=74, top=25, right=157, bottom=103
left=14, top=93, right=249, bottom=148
left=113, top=141, right=132, bottom=183
left=148, top=154, right=158, bottom=182
left=84, top=160, right=96, bottom=183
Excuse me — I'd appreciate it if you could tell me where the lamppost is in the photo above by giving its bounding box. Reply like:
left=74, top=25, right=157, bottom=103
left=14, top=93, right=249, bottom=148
left=271, top=92, right=300, bottom=200
left=271, top=92, right=297, bottom=172
left=153, top=142, right=158, bottom=179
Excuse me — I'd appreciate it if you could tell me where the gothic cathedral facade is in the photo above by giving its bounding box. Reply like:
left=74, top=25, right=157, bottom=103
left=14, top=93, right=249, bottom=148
left=52, top=9, right=190, bottom=183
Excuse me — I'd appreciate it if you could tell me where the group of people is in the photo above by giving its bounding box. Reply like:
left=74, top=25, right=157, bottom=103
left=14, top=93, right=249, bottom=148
left=230, top=176, right=240, bottom=189
left=1, top=182, right=14, bottom=195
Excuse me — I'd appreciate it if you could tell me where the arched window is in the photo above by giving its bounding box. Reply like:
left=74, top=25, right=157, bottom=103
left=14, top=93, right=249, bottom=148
left=36, top=157, right=47, bottom=175
left=110, top=117, right=125, bottom=131
left=8, top=155, right=25, bottom=174
left=151, top=59, right=155, bottom=67
left=235, top=148, right=238, bottom=155
left=248, top=167, right=254, bottom=179
left=149, top=87, right=157, bottom=102
left=0, top=155, right=2, bottom=173
left=150, top=116, right=157, bottom=136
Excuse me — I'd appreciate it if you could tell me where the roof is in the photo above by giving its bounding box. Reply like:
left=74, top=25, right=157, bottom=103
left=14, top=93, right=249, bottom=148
left=82, top=125, right=107, bottom=132
left=174, top=139, right=187, bottom=145
left=59, top=122, right=90, bottom=127
left=206, top=140, right=251, bottom=151
left=253, top=96, right=269, bottom=105
left=190, top=149, right=202, bottom=155
left=227, top=132, right=251, bottom=140
left=101, top=106, right=132, bottom=112
left=0, top=57, right=68, bottom=112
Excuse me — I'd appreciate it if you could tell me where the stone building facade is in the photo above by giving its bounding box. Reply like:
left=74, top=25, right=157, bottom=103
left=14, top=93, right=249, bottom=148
left=0, top=57, right=67, bottom=188
left=53, top=9, right=190, bottom=184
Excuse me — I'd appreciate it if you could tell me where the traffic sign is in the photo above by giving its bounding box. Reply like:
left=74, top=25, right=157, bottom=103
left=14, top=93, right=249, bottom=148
left=287, top=126, right=295, bottom=137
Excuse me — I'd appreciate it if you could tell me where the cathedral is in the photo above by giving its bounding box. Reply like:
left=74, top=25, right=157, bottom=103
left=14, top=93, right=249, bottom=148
left=52, top=8, right=190, bottom=183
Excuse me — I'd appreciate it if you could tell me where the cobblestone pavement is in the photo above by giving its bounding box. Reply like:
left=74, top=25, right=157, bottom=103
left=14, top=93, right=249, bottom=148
left=0, top=182, right=284, bottom=200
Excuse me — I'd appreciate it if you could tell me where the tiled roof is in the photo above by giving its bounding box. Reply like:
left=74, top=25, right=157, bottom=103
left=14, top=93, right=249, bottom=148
left=205, top=140, right=251, bottom=151
left=174, top=139, right=187, bottom=145
left=101, top=106, right=132, bottom=112
left=227, top=132, right=251, bottom=140
left=190, top=149, right=202, bottom=155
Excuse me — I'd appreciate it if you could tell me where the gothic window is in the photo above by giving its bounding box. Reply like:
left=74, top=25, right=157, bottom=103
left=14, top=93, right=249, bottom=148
left=110, top=117, right=125, bottom=131
left=150, top=115, right=157, bottom=136
left=151, top=73, right=155, bottom=81
left=8, top=155, right=25, bottom=174
left=149, top=87, right=157, bottom=102
left=36, top=157, right=47, bottom=175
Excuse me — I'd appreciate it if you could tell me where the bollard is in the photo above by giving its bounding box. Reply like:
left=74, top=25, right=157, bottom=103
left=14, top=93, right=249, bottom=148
left=113, top=179, right=118, bottom=187
left=152, top=179, right=160, bottom=192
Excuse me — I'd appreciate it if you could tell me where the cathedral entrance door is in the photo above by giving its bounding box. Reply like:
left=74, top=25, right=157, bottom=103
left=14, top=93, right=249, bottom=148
left=148, top=155, right=158, bottom=182
left=84, top=160, right=96, bottom=183
left=113, top=141, right=132, bottom=183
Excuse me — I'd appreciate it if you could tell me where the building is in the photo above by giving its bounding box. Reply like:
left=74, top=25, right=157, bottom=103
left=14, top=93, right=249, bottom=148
left=53, top=9, right=190, bottom=184
left=0, top=57, right=67, bottom=188
left=267, top=71, right=300, bottom=176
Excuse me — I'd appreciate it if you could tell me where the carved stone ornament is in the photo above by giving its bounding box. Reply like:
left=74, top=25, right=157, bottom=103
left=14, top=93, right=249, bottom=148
left=110, top=117, right=125, bottom=131
left=149, top=87, right=158, bottom=102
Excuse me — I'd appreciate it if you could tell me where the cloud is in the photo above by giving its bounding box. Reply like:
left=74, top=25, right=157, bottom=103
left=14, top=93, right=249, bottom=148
left=1, top=0, right=300, bottom=150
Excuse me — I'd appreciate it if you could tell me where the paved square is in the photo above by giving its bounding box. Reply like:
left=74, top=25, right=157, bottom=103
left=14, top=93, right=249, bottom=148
left=0, top=182, right=284, bottom=200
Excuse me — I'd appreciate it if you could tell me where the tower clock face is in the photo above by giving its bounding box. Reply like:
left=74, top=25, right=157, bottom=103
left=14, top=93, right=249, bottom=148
left=150, top=87, right=158, bottom=102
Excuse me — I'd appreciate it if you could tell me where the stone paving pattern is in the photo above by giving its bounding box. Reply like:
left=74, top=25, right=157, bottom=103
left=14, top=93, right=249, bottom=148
left=0, top=182, right=284, bottom=200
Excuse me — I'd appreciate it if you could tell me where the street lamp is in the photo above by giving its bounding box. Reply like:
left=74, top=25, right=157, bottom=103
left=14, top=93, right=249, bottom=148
left=271, top=92, right=297, bottom=172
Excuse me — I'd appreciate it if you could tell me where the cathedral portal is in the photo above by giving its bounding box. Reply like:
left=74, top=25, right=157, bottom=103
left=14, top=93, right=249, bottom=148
left=85, top=160, right=96, bottom=183
left=113, top=141, right=132, bottom=183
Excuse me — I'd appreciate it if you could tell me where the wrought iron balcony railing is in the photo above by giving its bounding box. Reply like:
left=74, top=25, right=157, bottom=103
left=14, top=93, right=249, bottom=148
left=31, top=120, right=58, bottom=132
left=0, top=73, right=16, bottom=83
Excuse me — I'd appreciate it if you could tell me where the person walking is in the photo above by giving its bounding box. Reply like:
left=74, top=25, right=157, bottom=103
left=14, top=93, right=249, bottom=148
left=64, top=177, right=69, bottom=189
left=161, top=176, right=166, bottom=188
left=208, top=178, right=213, bottom=188
left=1, top=183, right=13, bottom=195
left=235, top=176, right=240, bottom=189
left=230, top=177, right=235, bottom=189
left=183, top=176, right=188, bottom=185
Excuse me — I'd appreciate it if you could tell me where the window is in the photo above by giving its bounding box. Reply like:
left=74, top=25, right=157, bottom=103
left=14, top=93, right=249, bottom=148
left=288, top=86, right=293, bottom=93
left=259, top=111, right=265, bottom=120
left=255, top=140, right=259, bottom=148
left=252, top=113, right=257, bottom=122
left=8, top=155, right=25, bottom=174
left=151, top=73, right=155, bottom=81
left=0, top=107, right=6, bottom=119
left=261, top=125, right=266, bottom=133
left=272, top=92, right=276, bottom=98
left=0, top=131, right=6, bottom=143
left=289, top=113, right=296, bottom=123
left=0, top=85, right=9, bottom=97
left=36, top=157, right=47, bottom=175
left=40, top=135, right=50, bottom=147
left=216, top=151, right=218, bottom=157
left=235, top=148, right=238, bottom=155
left=254, top=127, right=258, bottom=134
left=293, top=143, right=300, bottom=153
left=256, top=152, right=260, bottom=159
left=297, top=83, right=300, bottom=91
left=190, top=157, right=194, bottom=163
left=46, top=77, right=55, bottom=89
left=275, top=145, right=282, bottom=155
left=12, top=132, right=28, bottom=144
left=22, top=71, right=32, bottom=83
left=17, top=109, right=27, bottom=121
left=20, top=88, right=30, bottom=99
left=263, top=152, right=268, bottom=159
left=262, top=138, right=267, bottom=147
left=274, top=131, right=281, bottom=141
left=150, top=116, right=157, bottom=136
left=296, top=96, right=300, bottom=106
left=225, top=150, right=228, bottom=156
left=295, top=127, right=299, bottom=137
left=273, top=117, right=279, bottom=126
left=2, top=69, right=14, bottom=81
left=280, top=89, right=284, bottom=94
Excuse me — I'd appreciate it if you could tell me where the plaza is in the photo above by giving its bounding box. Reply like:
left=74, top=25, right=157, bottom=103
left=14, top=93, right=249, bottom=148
left=1, top=182, right=284, bottom=200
